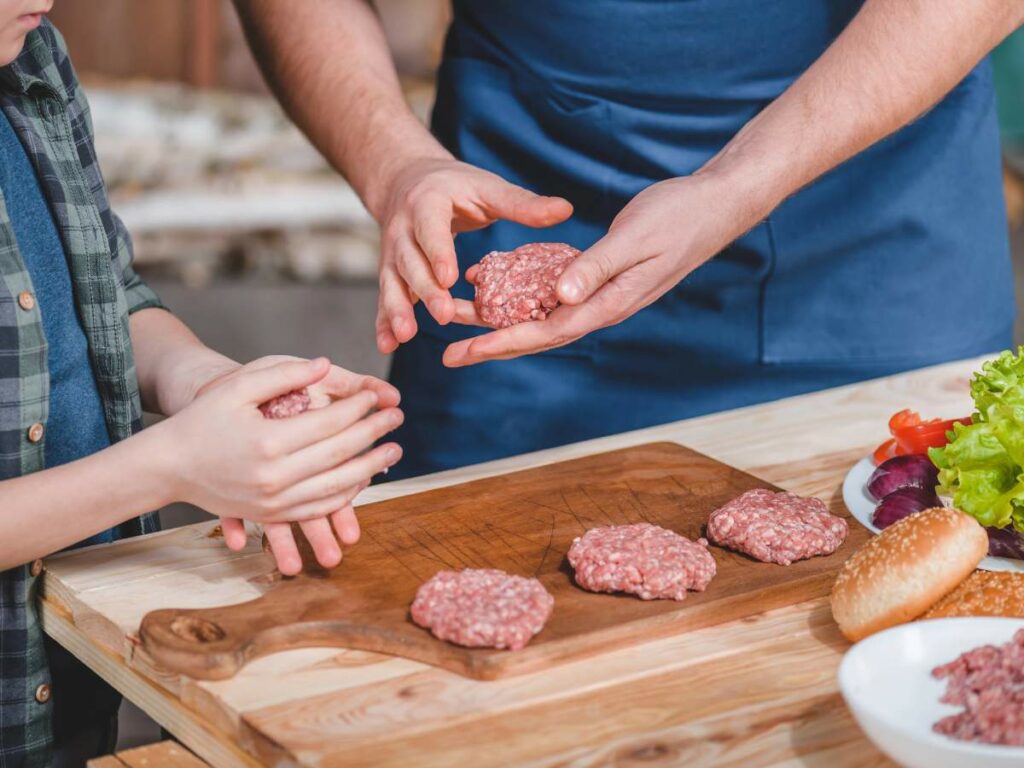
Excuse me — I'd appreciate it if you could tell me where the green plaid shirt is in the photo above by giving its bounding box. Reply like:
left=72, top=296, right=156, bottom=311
left=0, top=21, right=161, bottom=767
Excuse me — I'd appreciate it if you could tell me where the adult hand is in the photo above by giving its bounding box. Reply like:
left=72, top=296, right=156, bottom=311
left=443, top=174, right=748, bottom=366
left=374, top=156, right=572, bottom=354
left=161, top=357, right=403, bottom=575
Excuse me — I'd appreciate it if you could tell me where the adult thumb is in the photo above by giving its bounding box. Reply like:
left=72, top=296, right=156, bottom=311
left=557, top=237, right=624, bottom=305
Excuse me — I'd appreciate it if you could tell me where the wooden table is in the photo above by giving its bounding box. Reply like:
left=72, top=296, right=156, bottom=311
left=89, top=741, right=210, bottom=768
left=39, top=356, right=983, bottom=767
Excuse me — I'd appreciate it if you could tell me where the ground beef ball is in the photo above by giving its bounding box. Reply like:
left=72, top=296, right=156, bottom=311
left=410, top=568, right=554, bottom=651
left=259, top=388, right=311, bottom=419
left=567, top=523, right=716, bottom=601
left=707, top=489, right=848, bottom=565
left=932, top=629, right=1024, bottom=746
left=472, top=242, right=580, bottom=328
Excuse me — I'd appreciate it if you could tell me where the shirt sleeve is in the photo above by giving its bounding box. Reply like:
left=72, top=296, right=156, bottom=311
left=110, top=209, right=166, bottom=315
left=46, top=22, right=168, bottom=316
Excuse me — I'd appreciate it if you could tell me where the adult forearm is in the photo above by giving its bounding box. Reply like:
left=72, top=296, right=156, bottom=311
left=0, top=426, right=173, bottom=570
left=232, top=0, right=449, bottom=219
left=701, top=0, right=1024, bottom=226
left=130, top=308, right=238, bottom=417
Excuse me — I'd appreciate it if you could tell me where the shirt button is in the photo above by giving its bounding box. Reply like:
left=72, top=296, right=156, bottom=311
left=30, top=559, right=43, bottom=577
left=34, top=683, right=50, bottom=704
left=17, top=291, right=35, bottom=311
left=27, top=423, right=44, bottom=443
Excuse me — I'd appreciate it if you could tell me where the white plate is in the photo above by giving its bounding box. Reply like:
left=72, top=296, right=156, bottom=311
left=839, top=618, right=1024, bottom=768
left=842, top=455, right=1024, bottom=573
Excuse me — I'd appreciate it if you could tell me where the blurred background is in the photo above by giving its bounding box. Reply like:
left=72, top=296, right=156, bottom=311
left=42, top=0, right=1024, bottom=747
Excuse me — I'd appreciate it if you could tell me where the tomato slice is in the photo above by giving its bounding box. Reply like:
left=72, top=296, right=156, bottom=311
left=873, top=438, right=898, bottom=464
left=873, top=410, right=971, bottom=464
left=888, top=409, right=922, bottom=433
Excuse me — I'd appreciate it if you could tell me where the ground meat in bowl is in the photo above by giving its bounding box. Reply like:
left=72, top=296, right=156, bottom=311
left=932, top=628, right=1024, bottom=746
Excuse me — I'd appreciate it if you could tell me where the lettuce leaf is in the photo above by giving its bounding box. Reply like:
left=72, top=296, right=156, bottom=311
left=971, top=347, right=1024, bottom=415
left=930, top=347, right=1024, bottom=533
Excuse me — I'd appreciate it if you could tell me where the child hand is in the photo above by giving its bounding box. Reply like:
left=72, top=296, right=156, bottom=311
left=220, top=492, right=367, bottom=576
left=196, top=356, right=401, bottom=574
left=195, top=354, right=401, bottom=411
left=158, top=357, right=403, bottom=534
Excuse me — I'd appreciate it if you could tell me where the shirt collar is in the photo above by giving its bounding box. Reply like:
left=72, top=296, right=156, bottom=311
left=0, top=31, right=67, bottom=103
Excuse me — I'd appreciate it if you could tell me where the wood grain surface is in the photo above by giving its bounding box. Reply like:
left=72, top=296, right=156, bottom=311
left=139, top=442, right=864, bottom=681
left=40, top=355, right=986, bottom=767
left=88, top=741, right=210, bottom=768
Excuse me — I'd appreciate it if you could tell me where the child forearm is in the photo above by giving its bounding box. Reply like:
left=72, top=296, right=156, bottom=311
left=129, top=308, right=240, bottom=417
left=0, top=357, right=403, bottom=571
left=0, top=425, right=174, bottom=570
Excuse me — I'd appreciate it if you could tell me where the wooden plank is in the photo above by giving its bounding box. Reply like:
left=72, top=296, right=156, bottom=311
left=138, top=443, right=867, bottom=682
left=102, top=741, right=210, bottom=768
left=39, top=600, right=263, bottom=768
left=239, top=605, right=888, bottom=768
left=40, top=356, right=985, bottom=767
left=87, top=757, right=126, bottom=768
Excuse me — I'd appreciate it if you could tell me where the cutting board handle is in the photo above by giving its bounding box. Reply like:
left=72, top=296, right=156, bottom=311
left=138, top=577, right=342, bottom=680
left=139, top=602, right=280, bottom=680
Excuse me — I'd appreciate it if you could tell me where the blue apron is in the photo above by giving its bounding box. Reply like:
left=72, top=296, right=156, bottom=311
left=388, top=0, right=1014, bottom=479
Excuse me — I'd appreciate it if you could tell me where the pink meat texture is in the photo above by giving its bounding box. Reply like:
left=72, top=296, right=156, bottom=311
left=567, top=523, right=716, bottom=601
left=259, top=388, right=311, bottom=419
left=472, top=242, right=580, bottom=328
left=706, top=489, right=848, bottom=565
left=932, top=629, right=1024, bottom=746
left=410, top=568, right=555, bottom=650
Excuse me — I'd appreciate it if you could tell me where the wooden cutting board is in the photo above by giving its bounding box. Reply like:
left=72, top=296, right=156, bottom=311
left=139, top=442, right=865, bottom=681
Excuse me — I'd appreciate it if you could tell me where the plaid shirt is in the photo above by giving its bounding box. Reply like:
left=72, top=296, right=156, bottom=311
left=0, top=22, right=162, bottom=768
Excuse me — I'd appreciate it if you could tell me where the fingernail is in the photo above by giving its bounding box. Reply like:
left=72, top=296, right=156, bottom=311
left=560, top=277, right=582, bottom=302
left=437, top=264, right=450, bottom=284
left=386, top=446, right=400, bottom=461
left=428, top=298, right=447, bottom=318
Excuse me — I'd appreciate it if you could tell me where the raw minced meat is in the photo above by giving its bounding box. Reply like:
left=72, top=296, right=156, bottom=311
left=932, top=629, right=1024, bottom=746
left=410, top=568, right=554, bottom=651
left=567, top=523, right=716, bottom=601
left=472, top=242, right=579, bottom=328
left=259, top=389, right=311, bottom=419
left=706, top=488, right=847, bottom=565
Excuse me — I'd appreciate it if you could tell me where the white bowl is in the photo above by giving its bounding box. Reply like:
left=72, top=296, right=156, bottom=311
left=838, top=618, right=1024, bottom=768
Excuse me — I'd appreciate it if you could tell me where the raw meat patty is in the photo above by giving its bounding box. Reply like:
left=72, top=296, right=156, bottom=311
left=259, top=388, right=311, bottom=419
left=410, top=568, right=554, bottom=651
left=707, top=489, right=848, bottom=566
left=472, top=242, right=580, bottom=328
left=567, top=523, right=716, bottom=601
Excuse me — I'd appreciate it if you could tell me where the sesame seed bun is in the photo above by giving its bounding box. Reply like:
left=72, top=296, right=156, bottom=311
left=922, top=570, right=1024, bottom=619
left=830, top=507, right=987, bottom=641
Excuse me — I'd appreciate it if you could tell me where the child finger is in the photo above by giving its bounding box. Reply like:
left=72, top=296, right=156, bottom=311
left=221, top=517, right=248, bottom=551
left=275, top=407, right=404, bottom=485
left=268, top=390, right=381, bottom=453
left=298, top=517, right=342, bottom=569
left=270, top=443, right=402, bottom=511
left=264, top=523, right=303, bottom=576
left=232, top=358, right=331, bottom=405
left=330, top=504, right=361, bottom=546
